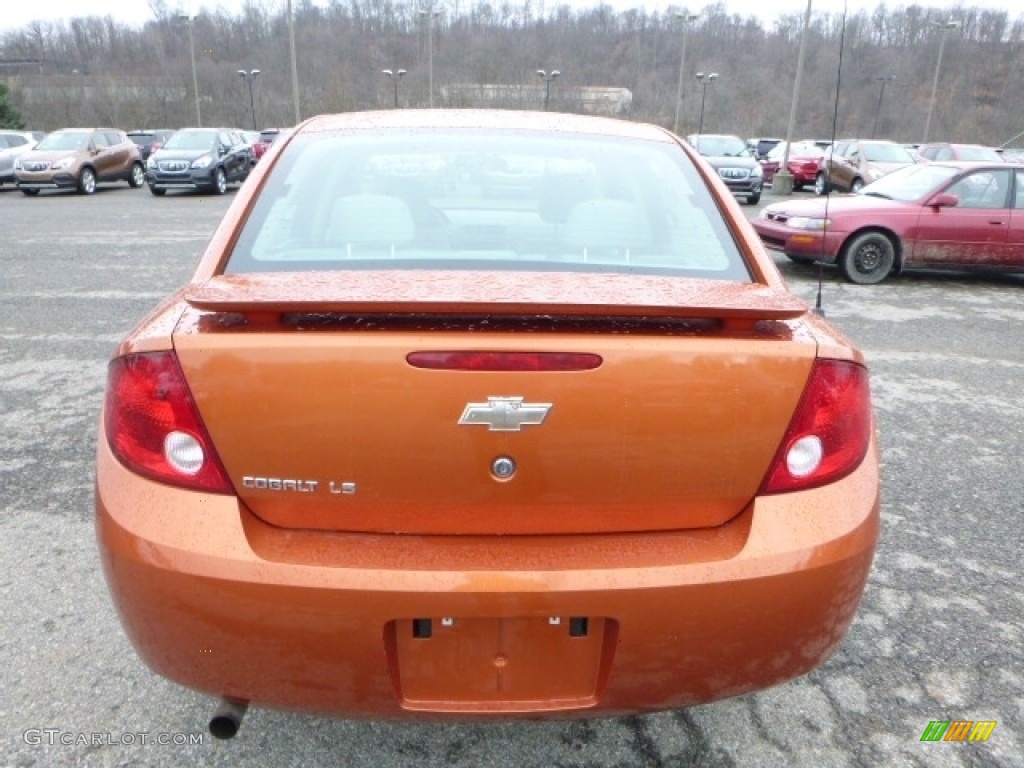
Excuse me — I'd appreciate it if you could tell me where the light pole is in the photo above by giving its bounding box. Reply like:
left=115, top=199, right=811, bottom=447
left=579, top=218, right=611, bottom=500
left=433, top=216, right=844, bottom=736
left=382, top=69, right=407, bottom=108
left=923, top=20, right=958, bottom=143
left=871, top=74, right=896, bottom=139
left=672, top=12, right=699, bottom=135
left=178, top=13, right=201, bottom=126
left=695, top=72, right=718, bottom=136
left=537, top=69, right=560, bottom=112
left=775, top=0, right=812, bottom=196
left=287, top=0, right=301, bottom=124
left=418, top=5, right=441, bottom=108
left=237, top=69, right=261, bottom=130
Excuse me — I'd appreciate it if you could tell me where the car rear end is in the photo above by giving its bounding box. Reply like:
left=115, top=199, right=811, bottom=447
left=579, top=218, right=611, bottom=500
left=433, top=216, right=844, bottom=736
left=96, top=112, right=878, bottom=722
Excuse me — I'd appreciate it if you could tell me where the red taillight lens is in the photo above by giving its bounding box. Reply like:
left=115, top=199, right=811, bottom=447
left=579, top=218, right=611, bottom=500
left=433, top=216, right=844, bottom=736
left=104, top=351, right=233, bottom=493
left=760, top=359, right=872, bottom=495
left=406, top=351, right=603, bottom=372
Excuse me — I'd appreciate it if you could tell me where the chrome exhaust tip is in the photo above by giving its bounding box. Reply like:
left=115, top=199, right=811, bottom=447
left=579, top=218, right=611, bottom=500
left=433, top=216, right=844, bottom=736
left=209, top=697, right=249, bottom=739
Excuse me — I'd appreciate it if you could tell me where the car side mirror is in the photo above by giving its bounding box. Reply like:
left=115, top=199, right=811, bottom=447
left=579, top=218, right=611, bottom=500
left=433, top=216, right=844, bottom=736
left=930, top=193, right=959, bottom=208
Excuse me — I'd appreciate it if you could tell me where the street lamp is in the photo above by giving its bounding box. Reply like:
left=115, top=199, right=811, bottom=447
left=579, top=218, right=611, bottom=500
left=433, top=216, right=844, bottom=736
left=178, top=13, right=201, bottom=126
left=871, top=74, right=896, bottom=139
left=695, top=72, right=718, bottom=136
left=287, top=0, right=301, bottom=124
left=537, top=69, right=560, bottom=112
left=237, top=69, right=261, bottom=130
left=923, top=20, right=958, bottom=143
left=418, top=5, right=441, bottom=108
left=776, top=0, right=813, bottom=196
left=672, top=12, right=699, bottom=135
left=382, top=69, right=407, bottom=108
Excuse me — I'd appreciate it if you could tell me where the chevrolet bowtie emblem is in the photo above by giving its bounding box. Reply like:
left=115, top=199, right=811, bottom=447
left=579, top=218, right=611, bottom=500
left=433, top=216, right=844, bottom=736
left=458, top=397, right=552, bottom=431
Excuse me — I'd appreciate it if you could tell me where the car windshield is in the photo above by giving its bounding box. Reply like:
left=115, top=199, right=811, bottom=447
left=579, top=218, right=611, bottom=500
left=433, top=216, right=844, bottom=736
left=860, top=163, right=960, bottom=201
left=162, top=131, right=217, bottom=151
left=862, top=143, right=914, bottom=163
left=956, top=146, right=1002, bottom=161
left=227, top=129, right=749, bottom=281
left=693, top=136, right=748, bottom=157
left=36, top=131, right=90, bottom=151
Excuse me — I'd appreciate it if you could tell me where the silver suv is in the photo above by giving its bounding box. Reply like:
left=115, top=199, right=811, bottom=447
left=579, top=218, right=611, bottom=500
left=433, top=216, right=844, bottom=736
left=0, top=130, right=44, bottom=186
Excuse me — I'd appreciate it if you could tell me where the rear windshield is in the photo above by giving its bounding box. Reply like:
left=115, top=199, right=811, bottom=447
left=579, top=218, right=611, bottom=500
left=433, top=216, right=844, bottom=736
left=226, top=130, right=750, bottom=281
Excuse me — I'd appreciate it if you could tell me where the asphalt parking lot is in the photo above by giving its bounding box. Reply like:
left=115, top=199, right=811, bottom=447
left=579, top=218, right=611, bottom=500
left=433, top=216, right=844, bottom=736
left=1, top=184, right=1021, bottom=768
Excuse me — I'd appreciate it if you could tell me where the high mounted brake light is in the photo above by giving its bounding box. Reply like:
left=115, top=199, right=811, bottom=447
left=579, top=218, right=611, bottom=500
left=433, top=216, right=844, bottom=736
left=104, top=351, right=233, bottom=493
left=760, top=359, right=872, bottom=494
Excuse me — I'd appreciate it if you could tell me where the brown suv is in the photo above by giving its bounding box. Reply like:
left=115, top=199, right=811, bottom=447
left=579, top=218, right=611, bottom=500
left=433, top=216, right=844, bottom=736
left=814, top=139, right=915, bottom=195
left=15, top=128, right=145, bottom=195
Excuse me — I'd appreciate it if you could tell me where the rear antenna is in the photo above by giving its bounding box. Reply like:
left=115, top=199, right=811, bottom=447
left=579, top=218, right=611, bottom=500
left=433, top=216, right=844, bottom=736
left=814, top=0, right=849, bottom=318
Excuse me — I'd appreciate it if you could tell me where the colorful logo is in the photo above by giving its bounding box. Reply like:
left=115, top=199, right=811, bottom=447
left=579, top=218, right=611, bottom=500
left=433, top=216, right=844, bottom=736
left=920, top=721, right=997, bottom=742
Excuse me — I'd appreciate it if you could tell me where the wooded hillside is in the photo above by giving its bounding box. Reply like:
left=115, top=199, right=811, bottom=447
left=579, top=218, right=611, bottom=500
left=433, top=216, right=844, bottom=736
left=1, top=0, right=1021, bottom=145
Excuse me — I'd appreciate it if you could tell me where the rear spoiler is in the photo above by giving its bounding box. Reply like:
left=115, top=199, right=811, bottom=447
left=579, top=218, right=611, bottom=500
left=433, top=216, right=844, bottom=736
left=186, top=271, right=808, bottom=327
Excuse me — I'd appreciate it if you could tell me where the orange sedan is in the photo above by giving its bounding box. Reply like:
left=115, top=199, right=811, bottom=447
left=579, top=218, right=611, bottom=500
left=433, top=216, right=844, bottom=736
left=96, top=110, right=879, bottom=737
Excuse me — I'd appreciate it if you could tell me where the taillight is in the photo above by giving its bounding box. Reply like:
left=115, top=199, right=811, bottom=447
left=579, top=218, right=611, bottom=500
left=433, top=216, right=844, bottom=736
left=104, top=351, right=233, bottom=493
left=759, top=359, right=872, bottom=494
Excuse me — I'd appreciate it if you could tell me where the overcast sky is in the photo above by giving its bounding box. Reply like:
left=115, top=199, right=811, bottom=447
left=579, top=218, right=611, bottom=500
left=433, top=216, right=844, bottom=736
left=2, top=0, right=1022, bottom=34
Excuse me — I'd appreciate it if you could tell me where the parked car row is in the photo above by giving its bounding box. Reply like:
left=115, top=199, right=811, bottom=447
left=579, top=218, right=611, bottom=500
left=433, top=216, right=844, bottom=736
left=6, top=125, right=286, bottom=197
left=760, top=138, right=1018, bottom=197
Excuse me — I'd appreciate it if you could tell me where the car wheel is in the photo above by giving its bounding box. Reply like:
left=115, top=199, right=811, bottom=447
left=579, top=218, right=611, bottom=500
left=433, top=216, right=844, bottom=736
left=149, top=186, right=166, bottom=196
left=814, top=172, right=829, bottom=196
left=851, top=177, right=865, bottom=194
left=839, top=231, right=895, bottom=285
left=21, top=188, right=39, bottom=196
left=746, top=191, right=761, bottom=205
left=78, top=167, right=97, bottom=195
left=129, top=162, right=145, bottom=188
left=212, top=168, right=227, bottom=195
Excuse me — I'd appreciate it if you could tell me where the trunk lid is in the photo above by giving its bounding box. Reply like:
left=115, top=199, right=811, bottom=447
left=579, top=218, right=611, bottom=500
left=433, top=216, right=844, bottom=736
left=175, top=271, right=815, bottom=535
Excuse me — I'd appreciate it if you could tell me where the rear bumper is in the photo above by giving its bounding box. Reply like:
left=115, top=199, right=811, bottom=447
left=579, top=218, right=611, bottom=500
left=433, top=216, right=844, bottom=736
left=96, top=429, right=879, bottom=720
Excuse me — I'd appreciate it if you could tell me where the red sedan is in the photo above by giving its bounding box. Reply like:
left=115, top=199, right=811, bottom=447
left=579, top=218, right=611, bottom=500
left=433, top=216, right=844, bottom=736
left=753, top=161, right=1024, bottom=284
left=761, top=140, right=828, bottom=189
